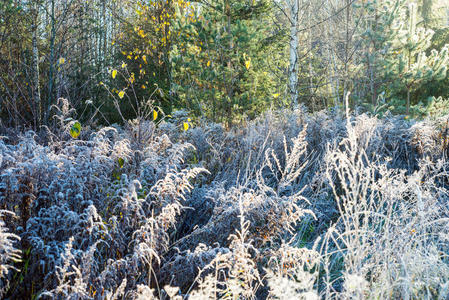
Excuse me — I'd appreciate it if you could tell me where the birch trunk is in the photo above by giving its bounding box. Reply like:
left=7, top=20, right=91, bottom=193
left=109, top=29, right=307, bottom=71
left=288, top=0, right=299, bottom=108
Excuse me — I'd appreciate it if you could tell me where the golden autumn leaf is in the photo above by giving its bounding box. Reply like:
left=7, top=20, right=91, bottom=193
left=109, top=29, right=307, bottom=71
left=245, top=59, right=251, bottom=70
left=112, top=69, right=117, bottom=79
left=153, top=109, right=158, bottom=121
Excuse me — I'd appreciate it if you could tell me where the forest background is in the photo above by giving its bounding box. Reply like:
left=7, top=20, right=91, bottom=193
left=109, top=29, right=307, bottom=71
left=1, top=0, right=449, bottom=130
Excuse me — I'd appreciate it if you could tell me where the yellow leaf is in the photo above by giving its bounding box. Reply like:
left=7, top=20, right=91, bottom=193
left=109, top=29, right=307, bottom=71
left=142, top=55, right=147, bottom=64
left=58, top=57, right=65, bottom=65
left=187, top=118, right=191, bottom=122
left=153, top=109, right=158, bottom=121
left=183, top=122, right=189, bottom=131
left=112, top=69, right=117, bottom=79
left=245, top=59, right=251, bottom=70
left=272, top=93, right=280, bottom=98
left=118, top=90, right=125, bottom=99
left=207, top=61, right=211, bottom=67
left=121, top=62, right=127, bottom=69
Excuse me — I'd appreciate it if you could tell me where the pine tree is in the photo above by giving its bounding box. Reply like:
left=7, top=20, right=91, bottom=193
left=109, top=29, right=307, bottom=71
left=382, top=2, right=449, bottom=114
left=171, top=0, right=286, bottom=127
left=359, top=0, right=402, bottom=107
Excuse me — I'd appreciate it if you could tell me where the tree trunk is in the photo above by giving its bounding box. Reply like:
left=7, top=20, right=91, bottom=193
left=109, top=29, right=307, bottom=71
left=225, top=0, right=234, bottom=127
left=406, top=88, right=410, bottom=115
left=47, top=0, right=56, bottom=124
left=165, top=0, right=173, bottom=112
left=288, top=0, right=299, bottom=109
left=102, top=0, right=107, bottom=68
left=31, top=1, right=41, bottom=129
left=343, top=0, right=351, bottom=111
left=370, top=4, right=379, bottom=107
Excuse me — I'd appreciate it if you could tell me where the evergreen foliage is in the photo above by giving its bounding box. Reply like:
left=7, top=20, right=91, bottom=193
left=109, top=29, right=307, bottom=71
left=383, top=2, right=449, bottom=114
left=171, top=0, right=287, bottom=126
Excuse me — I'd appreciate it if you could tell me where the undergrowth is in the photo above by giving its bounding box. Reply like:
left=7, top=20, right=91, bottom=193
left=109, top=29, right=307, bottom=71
left=1, top=100, right=449, bottom=299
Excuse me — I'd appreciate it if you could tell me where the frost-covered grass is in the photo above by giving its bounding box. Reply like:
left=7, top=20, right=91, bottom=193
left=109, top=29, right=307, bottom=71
left=1, top=105, right=449, bottom=299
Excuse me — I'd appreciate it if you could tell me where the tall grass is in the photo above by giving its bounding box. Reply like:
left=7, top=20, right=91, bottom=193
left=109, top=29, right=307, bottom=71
left=1, top=100, right=449, bottom=298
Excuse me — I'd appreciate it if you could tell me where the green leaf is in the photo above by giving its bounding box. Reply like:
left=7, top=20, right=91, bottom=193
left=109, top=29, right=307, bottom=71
left=70, top=121, right=81, bottom=139
left=118, top=157, right=125, bottom=168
